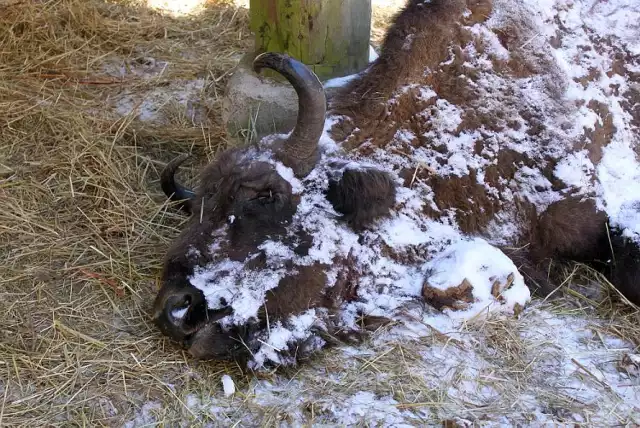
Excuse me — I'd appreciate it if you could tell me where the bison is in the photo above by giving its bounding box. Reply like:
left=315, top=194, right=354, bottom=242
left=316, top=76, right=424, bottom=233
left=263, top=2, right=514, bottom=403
left=152, top=0, right=640, bottom=369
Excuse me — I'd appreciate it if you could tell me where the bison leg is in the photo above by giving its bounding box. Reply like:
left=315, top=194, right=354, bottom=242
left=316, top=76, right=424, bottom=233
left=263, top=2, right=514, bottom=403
left=606, top=231, right=640, bottom=305
left=517, top=196, right=639, bottom=305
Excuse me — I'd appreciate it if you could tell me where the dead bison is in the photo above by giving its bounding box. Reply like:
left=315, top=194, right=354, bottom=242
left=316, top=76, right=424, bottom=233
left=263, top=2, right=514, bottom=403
left=152, top=52, right=396, bottom=363
left=152, top=0, right=640, bottom=366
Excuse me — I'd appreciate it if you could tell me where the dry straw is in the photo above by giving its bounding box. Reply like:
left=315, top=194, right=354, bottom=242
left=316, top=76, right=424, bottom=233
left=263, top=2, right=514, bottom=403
left=0, top=0, right=638, bottom=426
left=0, top=0, right=253, bottom=424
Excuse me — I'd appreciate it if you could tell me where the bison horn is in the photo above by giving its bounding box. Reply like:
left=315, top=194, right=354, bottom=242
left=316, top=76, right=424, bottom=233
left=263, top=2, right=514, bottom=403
left=160, top=153, right=196, bottom=215
left=253, top=52, right=326, bottom=178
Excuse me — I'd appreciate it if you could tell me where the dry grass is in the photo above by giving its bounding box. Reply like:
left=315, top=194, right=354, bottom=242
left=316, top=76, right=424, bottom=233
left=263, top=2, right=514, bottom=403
left=0, top=0, right=253, bottom=425
left=1, top=0, right=638, bottom=426
left=547, top=264, right=640, bottom=347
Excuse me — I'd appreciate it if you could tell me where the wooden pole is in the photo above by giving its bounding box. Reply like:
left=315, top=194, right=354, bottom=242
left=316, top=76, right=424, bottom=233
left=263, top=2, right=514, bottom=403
left=249, top=0, right=372, bottom=81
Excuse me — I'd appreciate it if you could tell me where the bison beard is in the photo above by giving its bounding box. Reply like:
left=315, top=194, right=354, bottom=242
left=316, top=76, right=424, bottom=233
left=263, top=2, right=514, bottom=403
left=151, top=0, right=639, bottom=367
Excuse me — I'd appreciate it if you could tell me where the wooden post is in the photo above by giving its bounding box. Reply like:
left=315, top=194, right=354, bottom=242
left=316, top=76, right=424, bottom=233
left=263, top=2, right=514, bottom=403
left=249, top=0, right=372, bottom=81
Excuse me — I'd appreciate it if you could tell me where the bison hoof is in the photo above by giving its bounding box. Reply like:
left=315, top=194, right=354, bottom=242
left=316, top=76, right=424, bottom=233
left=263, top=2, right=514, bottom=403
left=421, top=238, right=531, bottom=320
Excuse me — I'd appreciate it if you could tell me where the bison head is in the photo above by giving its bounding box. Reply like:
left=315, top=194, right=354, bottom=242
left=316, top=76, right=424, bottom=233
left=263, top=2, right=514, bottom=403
left=152, top=52, right=398, bottom=365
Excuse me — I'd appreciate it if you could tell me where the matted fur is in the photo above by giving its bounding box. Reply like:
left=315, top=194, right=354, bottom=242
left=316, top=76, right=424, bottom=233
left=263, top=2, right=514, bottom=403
left=325, top=166, right=397, bottom=231
left=326, top=0, right=639, bottom=305
left=154, top=0, right=640, bottom=365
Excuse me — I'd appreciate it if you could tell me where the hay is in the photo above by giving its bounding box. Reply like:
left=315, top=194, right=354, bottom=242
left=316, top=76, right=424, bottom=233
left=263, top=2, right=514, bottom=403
left=0, top=0, right=251, bottom=424
left=0, top=0, right=638, bottom=425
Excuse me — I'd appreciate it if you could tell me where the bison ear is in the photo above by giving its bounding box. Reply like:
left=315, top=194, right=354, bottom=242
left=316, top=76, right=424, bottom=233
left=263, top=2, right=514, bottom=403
left=325, top=166, right=397, bottom=231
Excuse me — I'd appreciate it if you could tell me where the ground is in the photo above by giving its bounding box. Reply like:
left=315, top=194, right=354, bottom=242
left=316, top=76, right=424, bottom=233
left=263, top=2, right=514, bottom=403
left=0, top=0, right=639, bottom=426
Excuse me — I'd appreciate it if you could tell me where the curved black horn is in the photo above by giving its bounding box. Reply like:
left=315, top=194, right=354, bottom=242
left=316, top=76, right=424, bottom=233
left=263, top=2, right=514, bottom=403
left=161, top=153, right=196, bottom=215
left=253, top=52, right=326, bottom=178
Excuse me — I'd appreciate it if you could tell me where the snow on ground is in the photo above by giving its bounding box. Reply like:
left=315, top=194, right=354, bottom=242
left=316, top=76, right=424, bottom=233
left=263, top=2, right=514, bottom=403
left=111, top=78, right=209, bottom=124
left=120, top=0, right=640, bottom=425
left=124, top=304, right=640, bottom=426
left=102, top=57, right=214, bottom=126
left=145, top=0, right=208, bottom=16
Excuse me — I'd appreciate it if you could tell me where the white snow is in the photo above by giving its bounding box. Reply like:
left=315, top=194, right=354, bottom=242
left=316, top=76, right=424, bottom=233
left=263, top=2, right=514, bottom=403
left=328, top=391, right=408, bottom=426
left=369, top=45, right=379, bottom=62
left=324, top=74, right=359, bottom=89
left=110, top=78, right=209, bottom=125
left=597, top=142, right=640, bottom=239
left=125, top=304, right=640, bottom=427
left=124, top=401, right=162, bottom=428
left=273, top=161, right=304, bottom=194
left=423, top=238, right=530, bottom=320
left=221, top=375, right=235, bottom=397
left=553, top=149, right=595, bottom=191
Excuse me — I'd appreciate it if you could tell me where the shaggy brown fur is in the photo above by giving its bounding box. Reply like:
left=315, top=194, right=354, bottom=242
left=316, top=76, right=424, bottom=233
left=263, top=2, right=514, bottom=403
left=185, top=261, right=360, bottom=361
left=501, top=197, right=611, bottom=296
left=154, top=49, right=399, bottom=361
left=155, top=158, right=397, bottom=363
left=331, top=0, right=490, bottom=117
left=330, top=0, right=493, bottom=148
left=501, top=196, right=640, bottom=308
left=196, top=148, right=298, bottom=249
left=528, top=198, right=609, bottom=265
left=326, top=0, right=639, bottom=306
left=422, top=278, right=474, bottom=311
left=154, top=147, right=397, bottom=358
left=155, top=0, right=640, bottom=367
left=154, top=147, right=300, bottom=356
left=325, top=165, right=397, bottom=231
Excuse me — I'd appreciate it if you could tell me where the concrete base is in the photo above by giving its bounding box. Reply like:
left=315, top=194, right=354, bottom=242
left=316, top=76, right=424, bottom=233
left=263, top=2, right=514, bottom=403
left=222, top=52, right=298, bottom=144
left=222, top=47, right=377, bottom=144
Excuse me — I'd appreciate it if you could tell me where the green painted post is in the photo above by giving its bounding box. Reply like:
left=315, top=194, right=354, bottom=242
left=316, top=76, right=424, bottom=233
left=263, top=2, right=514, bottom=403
left=249, top=0, right=372, bottom=81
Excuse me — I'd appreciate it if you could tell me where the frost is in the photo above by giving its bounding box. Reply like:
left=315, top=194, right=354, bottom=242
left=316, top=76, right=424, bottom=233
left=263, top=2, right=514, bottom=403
left=328, top=392, right=407, bottom=426
left=554, top=149, right=594, bottom=190
left=111, top=79, right=208, bottom=124
left=123, top=402, right=162, bottom=428
left=423, top=238, right=531, bottom=320
left=221, top=375, right=235, bottom=397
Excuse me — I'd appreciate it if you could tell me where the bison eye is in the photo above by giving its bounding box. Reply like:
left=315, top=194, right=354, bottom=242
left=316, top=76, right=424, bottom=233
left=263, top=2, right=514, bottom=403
left=255, top=190, right=274, bottom=202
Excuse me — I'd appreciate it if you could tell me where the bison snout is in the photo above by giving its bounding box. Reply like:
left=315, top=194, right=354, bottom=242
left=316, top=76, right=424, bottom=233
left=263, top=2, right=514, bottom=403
left=153, top=286, right=207, bottom=340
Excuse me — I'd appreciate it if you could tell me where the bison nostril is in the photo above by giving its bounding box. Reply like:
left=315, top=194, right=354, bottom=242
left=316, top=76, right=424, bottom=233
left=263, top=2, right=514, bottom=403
left=157, top=287, right=207, bottom=336
left=171, top=307, right=189, bottom=319
left=168, top=294, right=193, bottom=321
